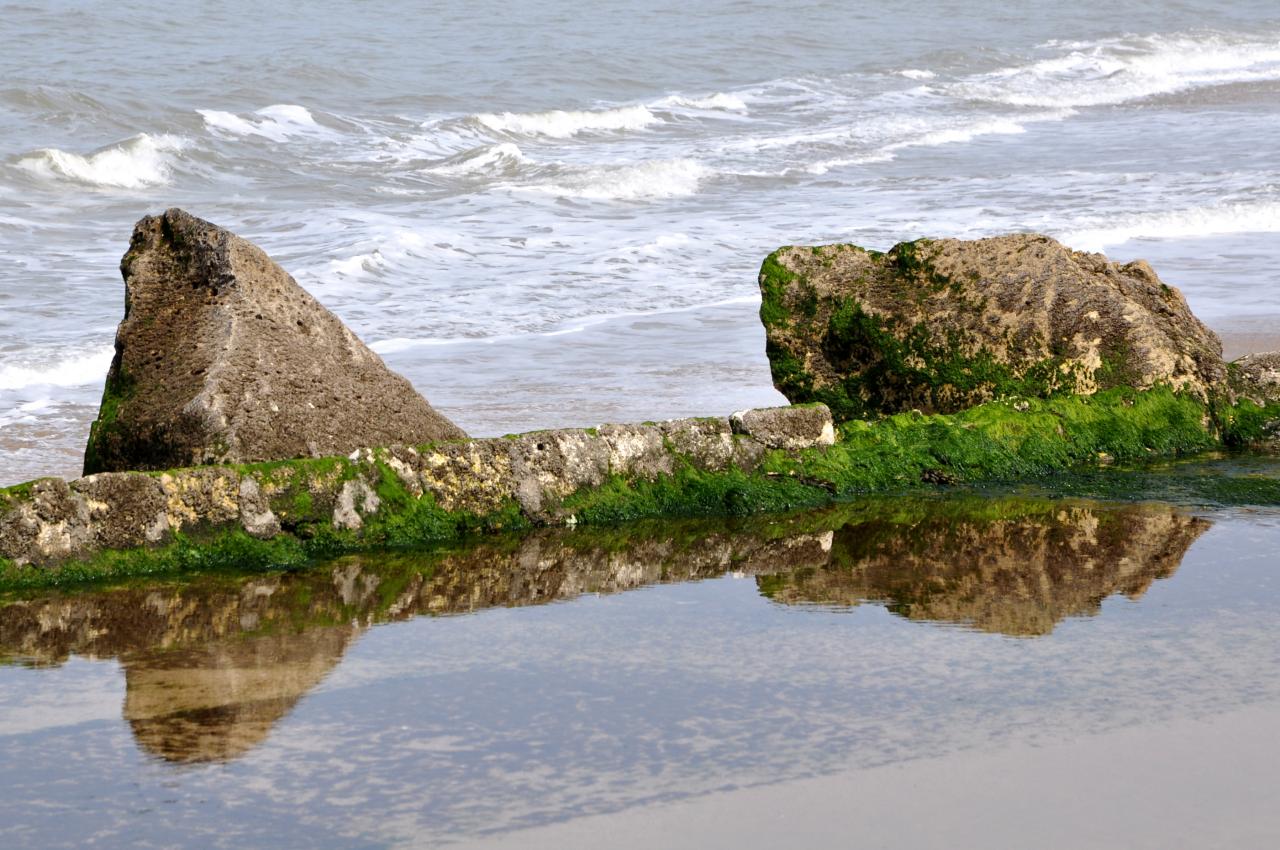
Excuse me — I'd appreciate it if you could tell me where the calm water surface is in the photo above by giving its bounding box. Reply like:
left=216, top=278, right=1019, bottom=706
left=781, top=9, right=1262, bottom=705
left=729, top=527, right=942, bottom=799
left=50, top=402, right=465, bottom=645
left=1, top=490, right=1278, bottom=848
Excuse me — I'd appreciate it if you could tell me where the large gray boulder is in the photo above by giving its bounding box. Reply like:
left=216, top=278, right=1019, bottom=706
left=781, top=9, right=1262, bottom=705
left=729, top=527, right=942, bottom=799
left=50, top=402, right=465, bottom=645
left=84, top=208, right=465, bottom=474
left=759, top=234, right=1227, bottom=419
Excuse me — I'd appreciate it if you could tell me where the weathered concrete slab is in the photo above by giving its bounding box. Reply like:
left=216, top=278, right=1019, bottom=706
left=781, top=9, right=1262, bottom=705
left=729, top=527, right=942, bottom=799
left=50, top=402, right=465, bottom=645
left=1, top=405, right=836, bottom=568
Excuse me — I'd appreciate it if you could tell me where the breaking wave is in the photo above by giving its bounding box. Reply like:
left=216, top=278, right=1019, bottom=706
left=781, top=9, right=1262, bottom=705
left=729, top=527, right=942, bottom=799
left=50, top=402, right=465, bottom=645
left=952, top=31, right=1280, bottom=107
left=423, top=142, right=529, bottom=176
left=1057, top=199, right=1280, bottom=252
left=13, top=134, right=187, bottom=189
left=657, top=92, right=749, bottom=111
left=805, top=110, right=1073, bottom=173
left=198, top=104, right=325, bottom=141
left=525, top=158, right=710, bottom=201
left=0, top=347, right=114, bottom=391
left=474, top=104, right=661, bottom=138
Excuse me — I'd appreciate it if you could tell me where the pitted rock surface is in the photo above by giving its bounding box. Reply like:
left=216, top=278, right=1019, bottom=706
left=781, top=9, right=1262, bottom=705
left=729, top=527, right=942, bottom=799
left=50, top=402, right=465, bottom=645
left=760, top=234, right=1226, bottom=418
left=3, top=405, right=831, bottom=567
left=84, top=208, right=464, bottom=474
left=1232, top=351, right=1280, bottom=405
left=731, top=404, right=836, bottom=450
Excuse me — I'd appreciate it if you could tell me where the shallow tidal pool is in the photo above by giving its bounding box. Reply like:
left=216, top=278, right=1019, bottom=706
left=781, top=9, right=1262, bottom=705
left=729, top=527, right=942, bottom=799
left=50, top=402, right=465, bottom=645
left=1, top=486, right=1278, bottom=849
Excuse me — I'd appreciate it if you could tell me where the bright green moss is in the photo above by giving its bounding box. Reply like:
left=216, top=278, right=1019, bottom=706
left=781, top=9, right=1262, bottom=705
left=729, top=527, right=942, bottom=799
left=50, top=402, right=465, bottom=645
left=1216, top=398, right=1280, bottom=447
left=0, top=529, right=322, bottom=594
left=558, top=458, right=830, bottom=526
left=1, top=386, right=1270, bottom=594
left=82, top=362, right=135, bottom=475
left=555, top=389, right=1217, bottom=524
left=758, top=249, right=798, bottom=329
left=761, top=387, right=1214, bottom=495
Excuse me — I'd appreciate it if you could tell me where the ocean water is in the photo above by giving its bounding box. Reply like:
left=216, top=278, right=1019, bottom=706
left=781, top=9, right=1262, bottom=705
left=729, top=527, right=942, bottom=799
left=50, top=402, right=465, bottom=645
left=2, top=0, right=1279, bottom=485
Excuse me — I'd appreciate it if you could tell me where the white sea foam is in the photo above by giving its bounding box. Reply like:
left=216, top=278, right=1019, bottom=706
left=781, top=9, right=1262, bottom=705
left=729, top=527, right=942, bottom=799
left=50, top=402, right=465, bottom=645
left=899, top=69, right=937, bottom=80
left=315, top=227, right=490, bottom=284
left=13, top=134, right=187, bottom=189
left=657, top=92, right=749, bottom=111
left=199, top=104, right=325, bottom=141
left=526, top=158, right=710, bottom=201
left=904, top=114, right=1050, bottom=147
left=474, top=105, right=660, bottom=138
left=805, top=110, right=1072, bottom=173
left=369, top=294, right=760, bottom=353
left=953, top=32, right=1280, bottom=107
left=1057, top=200, right=1280, bottom=252
left=424, top=143, right=528, bottom=176
left=0, top=348, right=114, bottom=391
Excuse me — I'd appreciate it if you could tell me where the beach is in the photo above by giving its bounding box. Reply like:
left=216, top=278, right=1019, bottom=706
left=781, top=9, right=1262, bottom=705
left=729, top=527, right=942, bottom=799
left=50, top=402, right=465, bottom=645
left=2, top=1, right=1279, bottom=847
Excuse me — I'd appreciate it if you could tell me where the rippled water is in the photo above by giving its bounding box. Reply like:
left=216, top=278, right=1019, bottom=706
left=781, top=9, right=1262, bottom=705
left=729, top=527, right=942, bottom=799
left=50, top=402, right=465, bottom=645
left=2, top=491, right=1279, bottom=847
left=2, top=1, right=1280, bottom=486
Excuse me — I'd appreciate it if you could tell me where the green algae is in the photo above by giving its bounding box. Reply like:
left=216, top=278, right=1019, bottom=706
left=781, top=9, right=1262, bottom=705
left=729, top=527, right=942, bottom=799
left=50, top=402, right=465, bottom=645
left=2, top=387, right=1275, bottom=594
left=758, top=249, right=799, bottom=329
left=814, top=300, right=1065, bottom=419
left=82, top=359, right=134, bottom=475
left=0, top=529, right=322, bottom=594
left=1217, top=398, right=1280, bottom=447
left=555, top=388, right=1221, bottom=527
left=757, top=241, right=1214, bottom=419
left=557, top=458, right=831, bottom=526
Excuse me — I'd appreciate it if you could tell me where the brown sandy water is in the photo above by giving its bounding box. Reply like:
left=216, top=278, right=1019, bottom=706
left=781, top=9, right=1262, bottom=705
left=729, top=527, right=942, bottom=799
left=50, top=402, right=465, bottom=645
left=0, top=489, right=1278, bottom=848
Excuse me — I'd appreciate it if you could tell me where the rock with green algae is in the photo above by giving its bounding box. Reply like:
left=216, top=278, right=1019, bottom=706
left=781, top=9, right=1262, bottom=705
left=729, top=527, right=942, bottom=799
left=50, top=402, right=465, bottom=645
left=0, top=383, right=1253, bottom=590
left=0, top=405, right=836, bottom=572
left=84, top=208, right=465, bottom=476
left=758, top=234, right=1226, bottom=420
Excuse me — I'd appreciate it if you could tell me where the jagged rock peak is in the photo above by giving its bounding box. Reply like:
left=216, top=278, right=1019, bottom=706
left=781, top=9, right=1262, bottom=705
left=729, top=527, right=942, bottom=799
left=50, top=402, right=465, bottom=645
left=84, top=208, right=465, bottom=473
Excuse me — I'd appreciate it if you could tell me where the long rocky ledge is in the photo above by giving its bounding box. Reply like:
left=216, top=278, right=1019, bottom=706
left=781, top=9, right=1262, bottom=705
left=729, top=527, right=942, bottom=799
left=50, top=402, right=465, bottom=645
left=2, top=386, right=1277, bottom=588
left=5, top=214, right=1280, bottom=589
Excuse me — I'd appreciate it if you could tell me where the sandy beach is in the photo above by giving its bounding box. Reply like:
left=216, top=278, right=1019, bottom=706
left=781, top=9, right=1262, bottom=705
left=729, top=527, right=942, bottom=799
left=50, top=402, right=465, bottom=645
left=1213, top=315, right=1280, bottom=361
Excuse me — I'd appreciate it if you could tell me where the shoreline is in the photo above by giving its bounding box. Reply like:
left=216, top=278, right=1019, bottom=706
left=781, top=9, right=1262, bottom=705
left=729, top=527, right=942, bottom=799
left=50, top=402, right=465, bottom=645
left=1210, top=315, right=1280, bottom=361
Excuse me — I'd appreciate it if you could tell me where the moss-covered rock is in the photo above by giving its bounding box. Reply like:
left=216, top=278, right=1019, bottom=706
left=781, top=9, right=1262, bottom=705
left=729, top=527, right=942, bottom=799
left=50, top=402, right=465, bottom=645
left=1227, top=352, right=1280, bottom=447
left=3, top=390, right=1276, bottom=591
left=759, top=235, right=1226, bottom=419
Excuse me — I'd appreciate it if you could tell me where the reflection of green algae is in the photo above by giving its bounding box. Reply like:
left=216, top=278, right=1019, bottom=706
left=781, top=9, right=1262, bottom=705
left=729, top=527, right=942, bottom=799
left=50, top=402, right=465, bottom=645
left=0, top=492, right=1210, bottom=649
left=756, top=496, right=1212, bottom=636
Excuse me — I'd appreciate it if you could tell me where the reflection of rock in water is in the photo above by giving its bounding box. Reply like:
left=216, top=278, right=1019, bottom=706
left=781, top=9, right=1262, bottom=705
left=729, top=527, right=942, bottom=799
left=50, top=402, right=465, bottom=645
left=124, top=628, right=355, bottom=763
left=758, top=503, right=1210, bottom=636
left=0, top=500, right=1207, bottom=761
left=0, top=525, right=830, bottom=763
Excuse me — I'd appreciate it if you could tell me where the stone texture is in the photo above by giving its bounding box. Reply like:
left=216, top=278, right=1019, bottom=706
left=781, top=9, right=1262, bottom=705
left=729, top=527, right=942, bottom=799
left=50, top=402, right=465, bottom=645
left=84, top=208, right=464, bottom=474
left=3, top=405, right=830, bottom=567
left=759, top=235, right=1226, bottom=418
left=1231, top=351, right=1280, bottom=405
left=731, top=404, right=836, bottom=450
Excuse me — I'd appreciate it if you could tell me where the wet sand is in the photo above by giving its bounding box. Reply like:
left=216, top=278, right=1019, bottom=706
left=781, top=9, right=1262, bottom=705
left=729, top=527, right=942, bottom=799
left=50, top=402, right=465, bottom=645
left=1212, top=315, right=1280, bottom=361
left=474, top=705, right=1280, bottom=850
